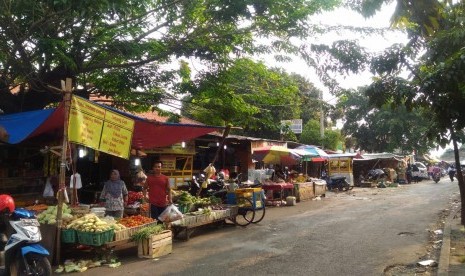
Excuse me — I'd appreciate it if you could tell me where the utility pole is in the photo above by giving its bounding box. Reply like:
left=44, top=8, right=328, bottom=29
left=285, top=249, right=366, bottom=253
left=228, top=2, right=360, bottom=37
left=319, top=90, right=325, bottom=140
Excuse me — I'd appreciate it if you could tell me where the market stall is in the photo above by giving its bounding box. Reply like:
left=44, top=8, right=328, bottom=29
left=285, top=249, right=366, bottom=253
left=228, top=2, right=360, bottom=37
left=262, top=181, right=294, bottom=206
left=170, top=191, right=248, bottom=240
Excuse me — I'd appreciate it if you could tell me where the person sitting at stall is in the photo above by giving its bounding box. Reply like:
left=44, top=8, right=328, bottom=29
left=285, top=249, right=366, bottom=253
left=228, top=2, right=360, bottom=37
left=133, top=168, right=148, bottom=192
left=100, top=169, right=128, bottom=218
left=271, top=165, right=286, bottom=182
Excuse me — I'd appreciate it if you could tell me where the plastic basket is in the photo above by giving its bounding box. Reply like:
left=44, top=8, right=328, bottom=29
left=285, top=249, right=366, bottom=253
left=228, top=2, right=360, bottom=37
left=76, top=229, right=115, bottom=246
left=61, top=229, right=76, bottom=244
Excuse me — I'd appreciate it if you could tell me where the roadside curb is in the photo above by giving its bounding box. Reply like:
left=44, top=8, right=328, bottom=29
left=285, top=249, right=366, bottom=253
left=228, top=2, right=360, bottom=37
left=438, top=211, right=453, bottom=275
left=438, top=205, right=460, bottom=275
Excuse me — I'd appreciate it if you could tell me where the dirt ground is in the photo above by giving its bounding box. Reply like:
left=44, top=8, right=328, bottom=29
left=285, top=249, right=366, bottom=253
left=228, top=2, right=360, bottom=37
left=384, top=197, right=463, bottom=276
left=448, top=210, right=465, bottom=275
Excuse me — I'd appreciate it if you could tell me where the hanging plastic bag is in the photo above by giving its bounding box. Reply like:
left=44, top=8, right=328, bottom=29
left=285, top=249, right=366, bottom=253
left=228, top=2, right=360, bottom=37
left=158, top=204, right=183, bottom=222
left=43, top=177, right=54, bottom=197
left=63, top=188, right=69, bottom=203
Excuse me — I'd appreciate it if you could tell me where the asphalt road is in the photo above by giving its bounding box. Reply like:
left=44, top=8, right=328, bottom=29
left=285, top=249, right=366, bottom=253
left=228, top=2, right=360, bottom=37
left=70, top=178, right=460, bottom=276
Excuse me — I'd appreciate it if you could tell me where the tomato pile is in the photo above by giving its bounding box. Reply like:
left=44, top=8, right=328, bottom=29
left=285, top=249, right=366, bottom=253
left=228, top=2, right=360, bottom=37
left=127, top=191, right=144, bottom=205
left=118, top=215, right=155, bottom=228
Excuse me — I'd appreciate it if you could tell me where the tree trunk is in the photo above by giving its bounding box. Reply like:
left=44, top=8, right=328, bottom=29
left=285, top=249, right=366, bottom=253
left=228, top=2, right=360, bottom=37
left=450, top=128, right=465, bottom=225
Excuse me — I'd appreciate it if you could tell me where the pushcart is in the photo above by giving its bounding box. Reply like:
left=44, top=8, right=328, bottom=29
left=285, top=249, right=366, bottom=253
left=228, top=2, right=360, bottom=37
left=227, top=188, right=266, bottom=226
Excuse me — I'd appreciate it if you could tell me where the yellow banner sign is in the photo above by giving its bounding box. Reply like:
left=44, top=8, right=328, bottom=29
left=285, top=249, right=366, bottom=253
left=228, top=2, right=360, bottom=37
left=68, top=96, right=135, bottom=159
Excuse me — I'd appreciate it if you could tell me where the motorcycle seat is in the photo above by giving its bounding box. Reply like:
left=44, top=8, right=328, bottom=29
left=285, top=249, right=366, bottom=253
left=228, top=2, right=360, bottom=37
left=331, top=176, right=346, bottom=181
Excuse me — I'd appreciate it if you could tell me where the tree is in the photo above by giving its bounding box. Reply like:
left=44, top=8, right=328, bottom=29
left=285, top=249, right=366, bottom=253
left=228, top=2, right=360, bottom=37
left=300, top=119, right=342, bottom=150
left=0, top=0, right=341, bottom=114
left=180, top=58, right=302, bottom=140
left=350, top=0, right=465, bottom=224
left=339, top=87, right=435, bottom=155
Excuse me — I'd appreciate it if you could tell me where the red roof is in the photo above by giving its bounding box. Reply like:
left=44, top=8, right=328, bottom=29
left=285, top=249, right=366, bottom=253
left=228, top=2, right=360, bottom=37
left=89, top=94, right=204, bottom=125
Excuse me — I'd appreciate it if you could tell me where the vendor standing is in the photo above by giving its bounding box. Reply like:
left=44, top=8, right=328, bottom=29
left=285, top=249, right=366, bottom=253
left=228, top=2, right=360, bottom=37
left=100, top=169, right=128, bottom=218
left=144, top=161, right=172, bottom=220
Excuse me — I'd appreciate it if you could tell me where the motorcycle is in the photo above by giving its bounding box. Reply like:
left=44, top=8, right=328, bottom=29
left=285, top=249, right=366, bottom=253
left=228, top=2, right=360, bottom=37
left=0, top=208, right=51, bottom=275
left=188, top=172, right=228, bottom=200
left=324, top=175, right=353, bottom=191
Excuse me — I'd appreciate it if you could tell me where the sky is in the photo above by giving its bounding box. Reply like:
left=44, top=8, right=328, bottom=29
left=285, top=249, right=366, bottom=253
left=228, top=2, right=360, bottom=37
left=262, top=2, right=407, bottom=105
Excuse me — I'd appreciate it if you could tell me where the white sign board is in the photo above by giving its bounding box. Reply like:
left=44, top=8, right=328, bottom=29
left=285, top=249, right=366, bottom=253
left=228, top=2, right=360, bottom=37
left=281, top=119, right=302, bottom=134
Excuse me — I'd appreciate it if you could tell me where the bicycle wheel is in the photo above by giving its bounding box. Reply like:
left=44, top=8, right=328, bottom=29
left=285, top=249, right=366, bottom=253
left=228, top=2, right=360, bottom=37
left=251, top=200, right=265, bottom=223
left=234, top=197, right=255, bottom=227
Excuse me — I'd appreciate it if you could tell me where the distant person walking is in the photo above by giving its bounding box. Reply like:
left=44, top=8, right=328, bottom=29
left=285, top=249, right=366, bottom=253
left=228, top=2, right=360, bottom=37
left=448, top=165, right=456, bottom=182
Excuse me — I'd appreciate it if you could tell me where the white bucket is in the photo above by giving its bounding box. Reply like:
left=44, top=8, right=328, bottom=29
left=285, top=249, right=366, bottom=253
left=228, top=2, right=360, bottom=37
left=286, top=196, right=296, bottom=206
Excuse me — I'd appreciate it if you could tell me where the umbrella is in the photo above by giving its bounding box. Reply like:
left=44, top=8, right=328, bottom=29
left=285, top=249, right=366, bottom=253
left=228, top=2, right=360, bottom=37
left=295, top=145, right=328, bottom=161
left=252, top=145, right=300, bottom=166
left=294, top=145, right=328, bottom=176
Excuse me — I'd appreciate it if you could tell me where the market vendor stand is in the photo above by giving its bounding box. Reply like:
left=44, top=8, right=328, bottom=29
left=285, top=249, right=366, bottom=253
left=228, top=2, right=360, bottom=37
left=171, top=205, right=238, bottom=240
left=262, top=182, right=294, bottom=206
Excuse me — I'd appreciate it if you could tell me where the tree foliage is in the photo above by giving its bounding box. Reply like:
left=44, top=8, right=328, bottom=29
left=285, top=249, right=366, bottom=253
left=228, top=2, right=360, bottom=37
left=180, top=58, right=302, bottom=140
left=300, top=119, right=342, bottom=150
left=0, top=0, right=341, bottom=113
left=340, top=87, right=435, bottom=154
left=345, top=0, right=465, bottom=224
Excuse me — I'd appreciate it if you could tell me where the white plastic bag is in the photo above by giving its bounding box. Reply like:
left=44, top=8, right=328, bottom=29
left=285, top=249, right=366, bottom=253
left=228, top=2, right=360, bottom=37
left=158, top=204, right=183, bottom=222
left=43, top=177, right=54, bottom=197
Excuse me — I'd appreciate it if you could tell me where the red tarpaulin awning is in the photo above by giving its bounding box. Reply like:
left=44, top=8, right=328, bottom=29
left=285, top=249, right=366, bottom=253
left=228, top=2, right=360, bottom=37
left=1, top=101, right=223, bottom=149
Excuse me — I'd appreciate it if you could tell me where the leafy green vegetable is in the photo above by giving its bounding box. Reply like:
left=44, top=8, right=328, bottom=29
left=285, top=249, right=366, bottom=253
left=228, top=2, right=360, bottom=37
left=130, top=224, right=165, bottom=242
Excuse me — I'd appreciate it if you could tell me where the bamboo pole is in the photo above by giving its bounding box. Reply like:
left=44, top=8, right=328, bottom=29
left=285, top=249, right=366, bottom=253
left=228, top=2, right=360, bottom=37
left=197, top=125, right=231, bottom=196
left=54, top=78, right=72, bottom=264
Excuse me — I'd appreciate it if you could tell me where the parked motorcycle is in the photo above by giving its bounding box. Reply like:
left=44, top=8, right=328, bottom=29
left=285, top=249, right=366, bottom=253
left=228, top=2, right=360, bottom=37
left=188, top=172, right=228, bottom=200
left=0, top=207, right=51, bottom=275
left=324, top=176, right=353, bottom=191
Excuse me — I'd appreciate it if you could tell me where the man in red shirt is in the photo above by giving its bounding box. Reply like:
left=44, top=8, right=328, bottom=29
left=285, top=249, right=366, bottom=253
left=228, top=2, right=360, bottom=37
left=144, top=161, right=172, bottom=220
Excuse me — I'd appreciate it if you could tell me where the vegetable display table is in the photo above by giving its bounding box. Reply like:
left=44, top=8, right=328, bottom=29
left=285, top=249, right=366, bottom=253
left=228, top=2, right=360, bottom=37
left=171, top=206, right=238, bottom=240
left=262, top=182, right=294, bottom=205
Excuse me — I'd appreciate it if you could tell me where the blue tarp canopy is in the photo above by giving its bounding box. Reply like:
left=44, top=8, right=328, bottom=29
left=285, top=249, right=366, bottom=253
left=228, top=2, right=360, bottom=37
left=0, top=108, right=56, bottom=144
left=0, top=97, right=223, bottom=148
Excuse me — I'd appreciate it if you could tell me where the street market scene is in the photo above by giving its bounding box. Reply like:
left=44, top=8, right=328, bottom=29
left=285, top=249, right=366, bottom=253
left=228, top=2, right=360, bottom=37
left=1, top=1, right=465, bottom=275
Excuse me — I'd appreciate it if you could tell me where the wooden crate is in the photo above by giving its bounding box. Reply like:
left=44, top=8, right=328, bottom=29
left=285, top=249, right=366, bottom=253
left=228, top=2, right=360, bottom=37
left=114, top=221, right=158, bottom=241
left=137, top=230, right=172, bottom=258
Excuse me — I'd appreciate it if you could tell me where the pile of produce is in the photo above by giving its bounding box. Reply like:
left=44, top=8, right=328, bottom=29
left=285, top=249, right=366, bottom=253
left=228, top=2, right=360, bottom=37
left=140, top=203, right=149, bottom=212
left=25, top=204, right=49, bottom=212
left=118, top=215, right=155, bottom=228
left=37, top=204, right=72, bottom=225
left=131, top=224, right=165, bottom=243
left=176, top=192, right=221, bottom=208
left=127, top=191, right=144, bottom=205
left=66, top=214, right=123, bottom=232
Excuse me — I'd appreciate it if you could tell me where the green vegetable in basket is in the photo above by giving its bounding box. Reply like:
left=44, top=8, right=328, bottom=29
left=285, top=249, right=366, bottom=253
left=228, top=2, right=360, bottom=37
left=130, top=224, right=165, bottom=242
